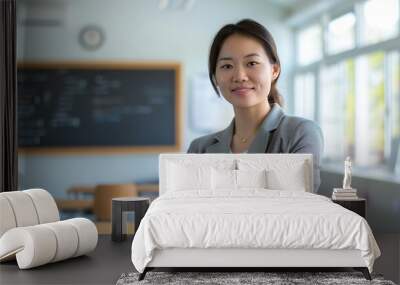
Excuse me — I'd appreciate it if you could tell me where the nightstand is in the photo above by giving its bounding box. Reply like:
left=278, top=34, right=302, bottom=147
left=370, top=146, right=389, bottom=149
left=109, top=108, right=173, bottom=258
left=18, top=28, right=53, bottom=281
left=111, top=197, right=150, bottom=242
left=332, top=198, right=366, bottom=218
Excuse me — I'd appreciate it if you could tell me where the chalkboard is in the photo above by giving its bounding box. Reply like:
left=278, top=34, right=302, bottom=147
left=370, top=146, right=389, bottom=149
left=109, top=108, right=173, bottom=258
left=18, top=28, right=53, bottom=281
left=17, top=62, right=182, bottom=153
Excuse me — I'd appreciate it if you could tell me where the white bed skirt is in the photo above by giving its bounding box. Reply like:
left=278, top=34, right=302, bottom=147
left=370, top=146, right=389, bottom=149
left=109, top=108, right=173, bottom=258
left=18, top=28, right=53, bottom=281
left=148, top=248, right=366, bottom=268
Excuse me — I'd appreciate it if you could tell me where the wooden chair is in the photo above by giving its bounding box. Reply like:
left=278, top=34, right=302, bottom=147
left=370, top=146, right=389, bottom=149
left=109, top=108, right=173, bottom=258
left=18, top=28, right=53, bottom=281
left=93, top=183, right=138, bottom=222
left=55, top=199, right=94, bottom=212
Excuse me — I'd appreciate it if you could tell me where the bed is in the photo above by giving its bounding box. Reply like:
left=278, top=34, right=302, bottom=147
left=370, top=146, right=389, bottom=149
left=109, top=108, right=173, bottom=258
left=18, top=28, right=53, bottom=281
left=131, top=154, right=381, bottom=281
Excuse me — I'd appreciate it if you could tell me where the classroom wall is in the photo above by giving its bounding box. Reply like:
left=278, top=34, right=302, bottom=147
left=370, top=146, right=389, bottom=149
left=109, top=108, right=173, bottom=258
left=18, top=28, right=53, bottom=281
left=17, top=0, right=293, bottom=198
left=17, top=0, right=400, bottom=235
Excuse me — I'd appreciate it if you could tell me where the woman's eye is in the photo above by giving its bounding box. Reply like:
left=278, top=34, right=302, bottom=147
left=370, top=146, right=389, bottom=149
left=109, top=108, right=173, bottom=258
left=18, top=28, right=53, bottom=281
left=247, top=61, right=258, bottom=67
left=220, top=64, right=232, bottom=69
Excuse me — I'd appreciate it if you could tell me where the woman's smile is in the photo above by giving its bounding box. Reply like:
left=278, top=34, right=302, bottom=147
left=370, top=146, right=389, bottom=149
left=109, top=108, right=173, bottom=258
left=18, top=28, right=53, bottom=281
left=231, top=86, right=255, bottom=96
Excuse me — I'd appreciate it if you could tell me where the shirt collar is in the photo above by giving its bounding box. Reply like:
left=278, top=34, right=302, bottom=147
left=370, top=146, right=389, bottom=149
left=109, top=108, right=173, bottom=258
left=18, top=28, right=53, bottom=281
left=212, top=103, right=285, bottom=153
left=258, top=103, right=285, bottom=132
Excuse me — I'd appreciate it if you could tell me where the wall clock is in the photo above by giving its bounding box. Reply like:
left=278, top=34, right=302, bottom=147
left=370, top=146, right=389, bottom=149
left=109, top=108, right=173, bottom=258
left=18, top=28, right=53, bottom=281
left=79, top=25, right=104, bottom=50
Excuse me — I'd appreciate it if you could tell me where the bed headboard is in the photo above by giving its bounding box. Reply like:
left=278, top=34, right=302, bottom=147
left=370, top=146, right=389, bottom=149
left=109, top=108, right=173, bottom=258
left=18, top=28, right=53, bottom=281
left=159, top=153, right=313, bottom=195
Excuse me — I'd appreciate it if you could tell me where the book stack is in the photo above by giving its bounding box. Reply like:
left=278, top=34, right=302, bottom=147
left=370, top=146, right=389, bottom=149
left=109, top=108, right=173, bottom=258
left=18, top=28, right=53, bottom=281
left=332, top=188, right=358, bottom=200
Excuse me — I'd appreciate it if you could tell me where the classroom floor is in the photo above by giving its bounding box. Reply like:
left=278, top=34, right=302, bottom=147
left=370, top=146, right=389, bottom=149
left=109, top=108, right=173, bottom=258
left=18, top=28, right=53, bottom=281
left=1, top=234, right=398, bottom=285
left=0, top=235, right=133, bottom=285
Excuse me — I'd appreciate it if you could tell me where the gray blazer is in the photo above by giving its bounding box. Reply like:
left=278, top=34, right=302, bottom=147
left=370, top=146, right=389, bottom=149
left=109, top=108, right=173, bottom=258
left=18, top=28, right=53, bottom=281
left=187, top=104, right=324, bottom=192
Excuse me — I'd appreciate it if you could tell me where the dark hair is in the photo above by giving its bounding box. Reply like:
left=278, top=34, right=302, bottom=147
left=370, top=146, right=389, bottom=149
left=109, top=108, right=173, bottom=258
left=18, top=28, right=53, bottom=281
left=208, top=19, right=283, bottom=106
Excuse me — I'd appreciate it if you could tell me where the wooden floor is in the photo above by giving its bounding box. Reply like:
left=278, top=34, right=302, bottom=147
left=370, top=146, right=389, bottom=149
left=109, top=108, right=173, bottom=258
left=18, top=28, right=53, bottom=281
left=0, top=234, right=398, bottom=285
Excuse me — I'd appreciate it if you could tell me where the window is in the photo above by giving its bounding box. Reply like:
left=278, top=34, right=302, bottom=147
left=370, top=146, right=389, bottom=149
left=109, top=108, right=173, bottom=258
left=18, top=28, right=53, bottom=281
left=297, top=24, right=322, bottom=65
left=293, top=0, right=400, bottom=173
left=361, top=0, right=399, bottom=45
left=389, top=52, right=400, bottom=172
left=390, top=52, right=400, bottom=143
left=294, top=72, right=315, bottom=120
left=320, top=60, right=355, bottom=161
left=354, top=52, right=385, bottom=166
left=327, top=12, right=356, bottom=54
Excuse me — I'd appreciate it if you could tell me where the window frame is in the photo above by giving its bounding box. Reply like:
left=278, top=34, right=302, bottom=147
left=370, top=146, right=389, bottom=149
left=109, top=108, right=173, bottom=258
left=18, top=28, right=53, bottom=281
left=292, top=0, right=400, bottom=174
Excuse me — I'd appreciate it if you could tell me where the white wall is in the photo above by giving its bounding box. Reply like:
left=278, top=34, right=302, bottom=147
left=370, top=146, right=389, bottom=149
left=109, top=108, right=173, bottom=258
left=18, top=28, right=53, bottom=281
left=18, top=0, right=293, bottom=198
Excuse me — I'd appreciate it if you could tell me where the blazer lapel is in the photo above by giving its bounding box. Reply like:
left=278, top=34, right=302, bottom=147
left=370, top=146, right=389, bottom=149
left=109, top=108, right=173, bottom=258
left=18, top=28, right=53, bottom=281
left=204, top=104, right=285, bottom=154
left=248, top=103, right=285, bottom=153
left=205, top=119, right=234, bottom=153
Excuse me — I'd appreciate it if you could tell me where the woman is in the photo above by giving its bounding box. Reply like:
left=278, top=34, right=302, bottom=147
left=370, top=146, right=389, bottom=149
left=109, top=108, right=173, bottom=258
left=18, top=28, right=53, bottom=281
left=188, top=19, right=324, bottom=192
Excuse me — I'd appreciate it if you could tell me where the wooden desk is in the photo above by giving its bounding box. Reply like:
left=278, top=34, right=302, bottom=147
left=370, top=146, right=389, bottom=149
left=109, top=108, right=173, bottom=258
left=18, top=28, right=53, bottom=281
left=66, top=184, right=157, bottom=197
left=136, top=184, right=158, bottom=195
left=55, top=199, right=93, bottom=212
left=67, top=186, right=95, bottom=198
left=57, top=183, right=157, bottom=214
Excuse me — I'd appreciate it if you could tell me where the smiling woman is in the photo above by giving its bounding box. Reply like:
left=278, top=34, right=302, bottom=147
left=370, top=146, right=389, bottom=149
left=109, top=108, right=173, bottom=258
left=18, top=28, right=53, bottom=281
left=215, top=34, right=279, bottom=111
left=188, top=19, right=324, bottom=192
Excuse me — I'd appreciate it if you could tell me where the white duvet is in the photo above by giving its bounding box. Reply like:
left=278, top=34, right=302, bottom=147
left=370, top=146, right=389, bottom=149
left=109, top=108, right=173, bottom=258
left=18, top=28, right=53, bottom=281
left=131, top=190, right=380, bottom=273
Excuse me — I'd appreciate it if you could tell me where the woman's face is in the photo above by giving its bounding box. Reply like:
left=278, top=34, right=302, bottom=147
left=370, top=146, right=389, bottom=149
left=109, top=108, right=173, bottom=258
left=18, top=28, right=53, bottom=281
left=215, top=34, right=280, bottom=109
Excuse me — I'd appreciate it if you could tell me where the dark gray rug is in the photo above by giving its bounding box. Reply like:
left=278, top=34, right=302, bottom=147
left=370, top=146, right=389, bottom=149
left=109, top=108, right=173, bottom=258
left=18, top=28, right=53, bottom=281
left=116, top=271, right=396, bottom=285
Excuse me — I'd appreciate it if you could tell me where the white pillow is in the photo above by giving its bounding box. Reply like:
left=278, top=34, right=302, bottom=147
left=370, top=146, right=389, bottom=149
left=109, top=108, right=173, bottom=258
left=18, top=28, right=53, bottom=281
left=237, top=158, right=308, bottom=191
left=236, top=169, right=268, bottom=188
left=266, top=169, right=306, bottom=191
left=167, top=162, right=211, bottom=191
left=211, top=168, right=236, bottom=190
left=211, top=169, right=268, bottom=190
